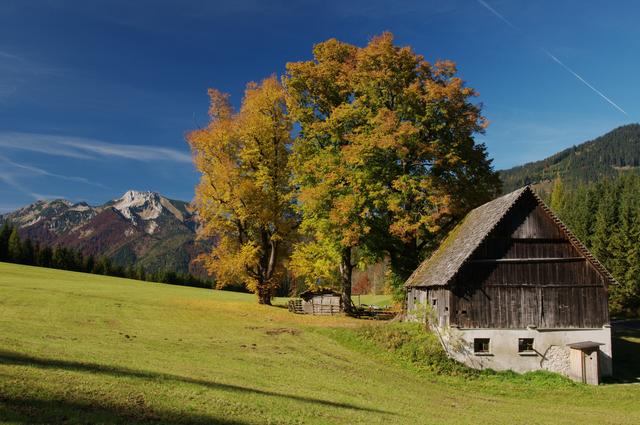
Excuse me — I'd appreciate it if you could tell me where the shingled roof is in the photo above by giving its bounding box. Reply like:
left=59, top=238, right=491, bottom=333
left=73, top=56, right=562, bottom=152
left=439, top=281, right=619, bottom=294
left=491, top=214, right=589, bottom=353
left=404, top=186, right=616, bottom=288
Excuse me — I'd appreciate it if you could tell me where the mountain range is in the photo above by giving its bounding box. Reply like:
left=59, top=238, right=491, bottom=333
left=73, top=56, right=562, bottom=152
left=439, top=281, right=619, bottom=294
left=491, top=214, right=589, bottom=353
left=499, top=124, right=640, bottom=193
left=0, top=190, right=208, bottom=276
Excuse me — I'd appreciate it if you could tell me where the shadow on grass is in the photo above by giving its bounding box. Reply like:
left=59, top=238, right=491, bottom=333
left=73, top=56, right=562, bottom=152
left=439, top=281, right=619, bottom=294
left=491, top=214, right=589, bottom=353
left=0, top=350, right=393, bottom=416
left=609, top=321, right=640, bottom=384
left=0, top=393, right=247, bottom=425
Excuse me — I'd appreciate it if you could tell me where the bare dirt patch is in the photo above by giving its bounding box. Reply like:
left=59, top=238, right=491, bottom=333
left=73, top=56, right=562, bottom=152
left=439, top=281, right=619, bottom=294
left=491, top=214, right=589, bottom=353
left=265, top=328, right=301, bottom=336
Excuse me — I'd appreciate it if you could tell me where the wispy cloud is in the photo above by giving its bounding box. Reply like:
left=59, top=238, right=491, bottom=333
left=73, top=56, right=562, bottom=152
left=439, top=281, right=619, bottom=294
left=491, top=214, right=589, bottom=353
left=0, top=132, right=192, bottom=163
left=0, top=49, right=63, bottom=103
left=0, top=173, right=42, bottom=200
left=0, top=50, right=21, bottom=60
left=0, top=204, right=23, bottom=213
left=477, top=0, right=628, bottom=116
left=0, top=155, right=108, bottom=189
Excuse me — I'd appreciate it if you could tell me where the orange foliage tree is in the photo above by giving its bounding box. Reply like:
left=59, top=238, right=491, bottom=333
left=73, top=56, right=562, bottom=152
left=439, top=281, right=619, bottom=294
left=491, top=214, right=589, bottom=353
left=285, top=33, right=501, bottom=306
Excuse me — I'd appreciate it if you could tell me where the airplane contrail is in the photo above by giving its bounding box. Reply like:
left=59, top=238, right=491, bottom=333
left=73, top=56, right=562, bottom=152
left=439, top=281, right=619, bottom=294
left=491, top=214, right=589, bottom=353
left=477, top=0, right=628, bottom=116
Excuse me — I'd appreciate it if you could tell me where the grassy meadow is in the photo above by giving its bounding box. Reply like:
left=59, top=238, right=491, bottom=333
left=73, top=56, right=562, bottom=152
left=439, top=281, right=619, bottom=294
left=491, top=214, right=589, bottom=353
left=1, top=262, right=639, bottom=424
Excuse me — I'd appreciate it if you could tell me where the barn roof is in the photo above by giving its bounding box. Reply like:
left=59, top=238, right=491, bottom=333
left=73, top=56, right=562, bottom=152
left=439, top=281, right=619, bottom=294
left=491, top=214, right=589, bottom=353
left=299, top=288, right=341, bottom=301
left=404, top=186, right=616, bottom=288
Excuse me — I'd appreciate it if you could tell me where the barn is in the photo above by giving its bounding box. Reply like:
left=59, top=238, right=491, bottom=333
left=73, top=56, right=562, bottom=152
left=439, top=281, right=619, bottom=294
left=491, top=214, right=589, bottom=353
left=405, top=186, right=613, bottom=383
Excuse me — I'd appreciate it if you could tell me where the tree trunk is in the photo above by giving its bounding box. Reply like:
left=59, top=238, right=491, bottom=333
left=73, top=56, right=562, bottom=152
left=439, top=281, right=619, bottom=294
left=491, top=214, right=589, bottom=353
left=339, top=247, right=354, bottom=314
left=257, top=282, right=272, bottom=305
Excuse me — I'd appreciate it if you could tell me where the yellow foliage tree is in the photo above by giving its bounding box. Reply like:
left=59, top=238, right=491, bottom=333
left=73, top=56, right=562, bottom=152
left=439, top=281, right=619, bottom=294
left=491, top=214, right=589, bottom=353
left=187, top=76, right=296, bottom=304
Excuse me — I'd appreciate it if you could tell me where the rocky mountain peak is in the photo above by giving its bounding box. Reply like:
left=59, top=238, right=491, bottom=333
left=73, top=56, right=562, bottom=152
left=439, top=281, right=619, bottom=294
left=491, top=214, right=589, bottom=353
left=113, top=190, right=164, bottom=223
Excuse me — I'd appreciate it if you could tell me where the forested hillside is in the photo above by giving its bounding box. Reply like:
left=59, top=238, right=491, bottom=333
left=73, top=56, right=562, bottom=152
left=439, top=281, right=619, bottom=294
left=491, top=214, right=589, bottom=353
left=500, top=124, right=640, bottom=192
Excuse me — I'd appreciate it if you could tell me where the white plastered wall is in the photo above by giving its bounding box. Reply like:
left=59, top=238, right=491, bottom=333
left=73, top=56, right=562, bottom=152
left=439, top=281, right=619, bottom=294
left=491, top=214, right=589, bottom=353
left=440, top=326, right=612, bottom=377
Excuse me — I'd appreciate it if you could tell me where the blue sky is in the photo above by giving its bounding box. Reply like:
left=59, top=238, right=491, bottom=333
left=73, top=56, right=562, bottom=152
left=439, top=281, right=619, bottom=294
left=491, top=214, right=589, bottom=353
left=0, top=0, right=637, bottom=211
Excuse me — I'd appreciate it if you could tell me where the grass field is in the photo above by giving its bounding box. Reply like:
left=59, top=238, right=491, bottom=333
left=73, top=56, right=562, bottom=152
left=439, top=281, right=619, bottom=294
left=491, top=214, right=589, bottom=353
left=1, top=262, right=639, bottom=424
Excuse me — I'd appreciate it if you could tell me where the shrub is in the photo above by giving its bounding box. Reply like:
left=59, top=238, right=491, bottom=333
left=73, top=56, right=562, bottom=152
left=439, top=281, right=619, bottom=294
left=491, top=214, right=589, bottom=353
left=355, top=323, right=475, bottom=376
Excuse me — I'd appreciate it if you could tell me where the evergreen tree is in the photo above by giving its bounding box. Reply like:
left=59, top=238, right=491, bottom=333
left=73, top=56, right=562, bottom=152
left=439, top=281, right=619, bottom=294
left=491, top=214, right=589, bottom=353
left=549, top=175, right=566, bottom=218
left=38, top=245, right=53, bottom=268
left=7, top=227, right=23, bottom=263
left=74, top=251, right=84, bottom=272
left=92, top=257, right=105, bottom=275
left=125, top=265, right=135, bottom=279
left=609, top=177, right=640, bottom=315
left=22, top=238, right=35, bottom=265
left=0, top=222, right=12, bottom=261
left=84, top=255, right=95, bottom=274
left=136, top=265, right=146, bottom=281
left=591, top=182, right=618, bottom=269
left=32, top=242, right=41, bottom=266
left=52, top=246, right=67, bottom=269
left=565, top=186, right=595, bottom=245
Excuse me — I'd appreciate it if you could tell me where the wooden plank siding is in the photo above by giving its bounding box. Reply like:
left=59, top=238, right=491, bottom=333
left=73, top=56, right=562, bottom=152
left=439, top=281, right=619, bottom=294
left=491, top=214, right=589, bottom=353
left=447, top=194, right=609, bottom=329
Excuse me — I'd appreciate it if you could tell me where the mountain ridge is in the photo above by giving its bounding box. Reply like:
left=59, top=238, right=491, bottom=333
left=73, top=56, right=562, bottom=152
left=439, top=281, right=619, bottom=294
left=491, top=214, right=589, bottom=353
left=0, top=190, right=207, bottom=276
left=499, top=123, right=640, bottom=193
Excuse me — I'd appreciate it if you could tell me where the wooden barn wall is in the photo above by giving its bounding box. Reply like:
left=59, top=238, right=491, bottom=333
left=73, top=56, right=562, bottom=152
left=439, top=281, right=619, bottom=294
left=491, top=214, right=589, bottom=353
left=449, top=193, right=609, bottom=329
left=407, top=287, right=449, bottom=326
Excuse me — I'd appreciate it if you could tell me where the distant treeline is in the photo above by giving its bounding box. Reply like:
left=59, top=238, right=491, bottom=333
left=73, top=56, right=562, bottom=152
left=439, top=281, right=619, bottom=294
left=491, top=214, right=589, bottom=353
left=0, top=222, right=214, bottom=289
left=549, top=173, right=640, bottom=316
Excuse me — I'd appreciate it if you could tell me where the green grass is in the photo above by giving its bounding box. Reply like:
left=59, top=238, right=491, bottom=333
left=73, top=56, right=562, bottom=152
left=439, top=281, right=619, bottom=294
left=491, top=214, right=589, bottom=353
left=1, top=262, right=639, bottom=424
left=351, top=294, right=392, bottom=307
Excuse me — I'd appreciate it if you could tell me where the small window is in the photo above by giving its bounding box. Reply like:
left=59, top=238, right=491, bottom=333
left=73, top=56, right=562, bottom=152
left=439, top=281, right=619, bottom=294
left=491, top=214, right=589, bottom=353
left=518, top=338, right=534, bottom=353
left=474, top=338, right=490, bottom=354
left=431, top=299, right=437, bottom=307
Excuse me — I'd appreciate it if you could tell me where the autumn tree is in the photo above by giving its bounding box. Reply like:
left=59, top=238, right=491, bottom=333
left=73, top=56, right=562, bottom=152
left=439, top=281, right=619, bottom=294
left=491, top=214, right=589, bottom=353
left=187, top=76, right=296, bottom=304
left=285, top=33, right=500, bottom=307
left=549, top=174, right=568, bottom=222
left=285, top=38, right=368, bottom=311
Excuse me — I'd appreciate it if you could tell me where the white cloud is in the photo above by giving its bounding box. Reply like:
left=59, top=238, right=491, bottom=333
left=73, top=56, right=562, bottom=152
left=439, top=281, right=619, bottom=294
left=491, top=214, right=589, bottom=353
left=0, top=132, right=192, bottom=163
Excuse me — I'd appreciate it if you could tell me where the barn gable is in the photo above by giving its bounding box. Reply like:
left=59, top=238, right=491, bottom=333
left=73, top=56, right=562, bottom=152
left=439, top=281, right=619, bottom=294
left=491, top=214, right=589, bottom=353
left=405, top=186, right=615, bottom=289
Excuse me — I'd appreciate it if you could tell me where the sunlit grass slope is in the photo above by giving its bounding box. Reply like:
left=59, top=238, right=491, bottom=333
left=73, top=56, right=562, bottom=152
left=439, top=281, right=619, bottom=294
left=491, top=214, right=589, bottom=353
left=1, top=262, right=639, bottom=424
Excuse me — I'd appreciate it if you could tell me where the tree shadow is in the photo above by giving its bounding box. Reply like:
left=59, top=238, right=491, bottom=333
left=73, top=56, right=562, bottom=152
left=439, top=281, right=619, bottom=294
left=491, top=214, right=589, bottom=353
left=607, top=322, right=640, bottom=384
left=0, top=350, right=394, bottom=416
left=0, top=393, right=247, bottom=424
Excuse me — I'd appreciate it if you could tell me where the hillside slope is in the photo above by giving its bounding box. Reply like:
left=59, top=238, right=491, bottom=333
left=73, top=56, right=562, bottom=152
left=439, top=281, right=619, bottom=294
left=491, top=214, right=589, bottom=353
left=1, top=262, right=639, bottom=424
left=0, top=191, right=208, bottom=275
left=500, top=124, right=640, bottom=192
